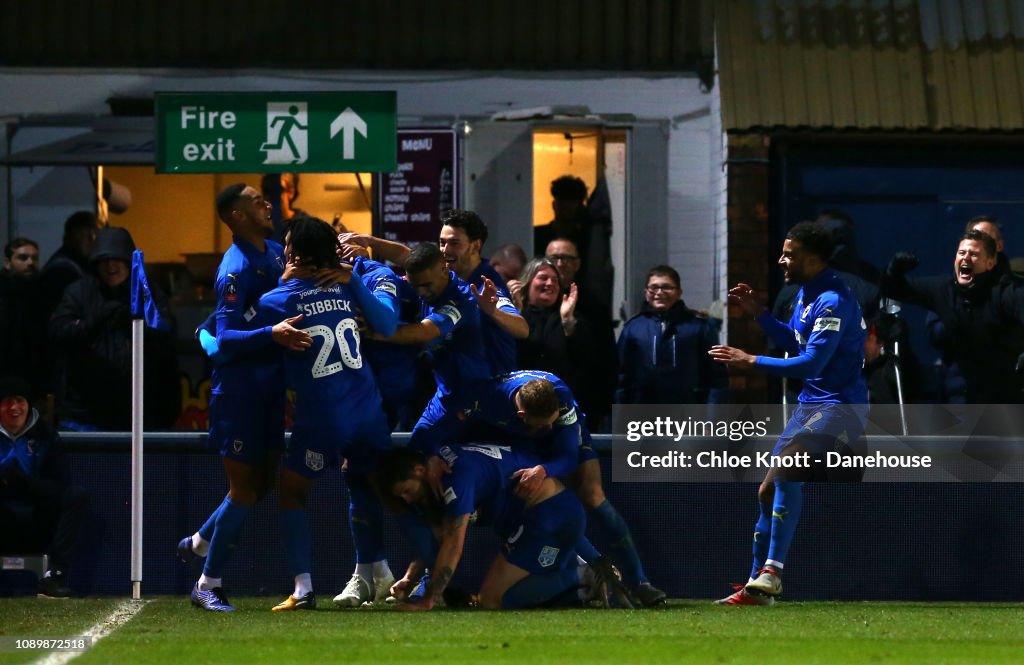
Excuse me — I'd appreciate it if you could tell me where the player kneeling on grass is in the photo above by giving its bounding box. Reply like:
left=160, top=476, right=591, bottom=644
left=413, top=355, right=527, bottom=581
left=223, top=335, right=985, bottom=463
left=376, top=445, right=632, bottom=610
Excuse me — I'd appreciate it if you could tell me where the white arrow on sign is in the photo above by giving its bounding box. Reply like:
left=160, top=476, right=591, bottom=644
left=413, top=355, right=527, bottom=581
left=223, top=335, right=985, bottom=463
left=330, top=107, right=367, bottom=160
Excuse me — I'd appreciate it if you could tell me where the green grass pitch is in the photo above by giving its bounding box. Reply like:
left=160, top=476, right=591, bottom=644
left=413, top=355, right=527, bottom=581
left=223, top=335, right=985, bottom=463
left=2, top=598, right=1023, bottom=664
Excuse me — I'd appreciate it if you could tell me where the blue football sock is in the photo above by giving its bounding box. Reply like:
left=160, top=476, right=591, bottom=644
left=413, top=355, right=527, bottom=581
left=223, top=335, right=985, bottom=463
left=197, top=495, right=229, bottom=542
left=766, top=481, right=804, bottom=570
left=502, top=566, right=582, bottom=609
left=282, top=508, right=313, bottom=578
left=202, top=499, right=251, bottom=578
left=346, top=472, right=385, bottom=564
left=576, top=536, right=602, bottom=563
left=591, top=500, right=646, bottom=587
left=749, top=498, right=773, bottom=580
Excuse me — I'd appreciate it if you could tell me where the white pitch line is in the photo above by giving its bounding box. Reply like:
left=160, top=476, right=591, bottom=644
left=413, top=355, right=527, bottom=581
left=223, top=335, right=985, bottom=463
left=33, top=599, right=148, bottom=665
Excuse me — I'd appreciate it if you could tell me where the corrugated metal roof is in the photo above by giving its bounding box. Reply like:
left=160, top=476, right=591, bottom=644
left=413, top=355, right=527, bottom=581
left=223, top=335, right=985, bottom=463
left=0, top=0, right=712, bottom=71
left=717, top=0, right=1024, bottom=131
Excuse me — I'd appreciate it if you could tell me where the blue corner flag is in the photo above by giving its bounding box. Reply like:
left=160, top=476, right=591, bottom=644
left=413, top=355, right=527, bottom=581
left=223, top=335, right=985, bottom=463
left=131, top=250, right=171, bottom=331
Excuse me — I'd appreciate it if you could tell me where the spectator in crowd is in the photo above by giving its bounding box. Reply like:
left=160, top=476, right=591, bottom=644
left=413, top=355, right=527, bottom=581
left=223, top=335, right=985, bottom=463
left=616, top=265, right=727, bottom=405
left=261, top=172, right=304, bottom=245
left=40, top=211, right=97, bottom=312
left=544, top=237, right=615, bottom=339
left=534, top=176, right=613, bottom=313
left=965, top=216, right=1012, bottom=278
left=0, top=238, right=50, bottom=398
left=513, top=258, right=613, bottom=431
left=489, top=243, right=527, bottom=284
left=48, top=227, right=180, bottom=430
left=882, top=230, right=1024, bottom=404
left=0, top=375, right=88, bottom=598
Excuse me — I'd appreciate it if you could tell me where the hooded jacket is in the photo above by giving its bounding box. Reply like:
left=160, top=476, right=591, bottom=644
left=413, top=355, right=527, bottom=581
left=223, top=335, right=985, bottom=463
left=48, top=228, right=180, bottom=429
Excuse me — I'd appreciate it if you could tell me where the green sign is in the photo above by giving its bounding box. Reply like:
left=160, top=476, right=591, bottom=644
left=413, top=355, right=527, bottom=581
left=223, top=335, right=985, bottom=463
left=155, top=92, right=396, bottom=173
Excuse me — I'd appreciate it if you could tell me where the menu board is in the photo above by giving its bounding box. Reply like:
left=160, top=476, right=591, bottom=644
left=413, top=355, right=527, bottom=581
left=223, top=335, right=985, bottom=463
left=377, top=129, right=457, bottom=243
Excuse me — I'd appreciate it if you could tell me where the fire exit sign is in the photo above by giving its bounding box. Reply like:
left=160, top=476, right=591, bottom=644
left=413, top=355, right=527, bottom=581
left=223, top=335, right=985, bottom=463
left=155, top=91, right=396, bottom=173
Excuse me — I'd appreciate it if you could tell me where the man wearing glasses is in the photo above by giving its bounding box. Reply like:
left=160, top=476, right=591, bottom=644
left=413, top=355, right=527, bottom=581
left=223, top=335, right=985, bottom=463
left=616, top=265, right=727, bottom=405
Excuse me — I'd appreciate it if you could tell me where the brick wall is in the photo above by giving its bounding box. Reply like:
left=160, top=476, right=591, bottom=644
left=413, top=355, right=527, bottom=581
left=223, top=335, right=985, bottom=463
left=725, top=133, right=773, bottom=402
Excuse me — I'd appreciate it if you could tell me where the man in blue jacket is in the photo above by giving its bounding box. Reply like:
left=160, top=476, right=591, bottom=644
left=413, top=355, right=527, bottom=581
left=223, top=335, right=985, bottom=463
left=616, top=265, right=727, bottom=404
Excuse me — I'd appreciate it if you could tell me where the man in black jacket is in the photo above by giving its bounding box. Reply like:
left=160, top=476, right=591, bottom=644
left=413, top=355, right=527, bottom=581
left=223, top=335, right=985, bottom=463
left=882, top=230, right=1024, bottom=404
left=48, top=227, right=179, bottom=430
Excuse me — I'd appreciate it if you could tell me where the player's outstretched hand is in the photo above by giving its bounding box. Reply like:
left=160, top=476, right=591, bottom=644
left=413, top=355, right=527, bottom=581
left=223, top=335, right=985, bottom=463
left=271, top=315, right=313, bottom=351
left=426, top=455, right=452, bottom=498
left=338, top=232, right=371, bottom=248
left=389, top=577, right=413, bottom=602
left=708, top=344, right=756, bottom=367
left=511, top=465, right=548, bottom=500
left=727, top=283, right=766, bottom=318
left=471, top=277, right=500, bottom=314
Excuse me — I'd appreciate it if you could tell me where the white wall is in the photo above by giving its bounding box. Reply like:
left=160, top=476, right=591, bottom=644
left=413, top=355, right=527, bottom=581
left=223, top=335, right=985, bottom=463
left=0, top=69, right=717, bottom=306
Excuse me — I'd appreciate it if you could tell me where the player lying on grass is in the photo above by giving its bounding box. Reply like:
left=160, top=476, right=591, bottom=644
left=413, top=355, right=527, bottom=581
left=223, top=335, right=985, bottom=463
left=375, top=444, right=633, bottom=610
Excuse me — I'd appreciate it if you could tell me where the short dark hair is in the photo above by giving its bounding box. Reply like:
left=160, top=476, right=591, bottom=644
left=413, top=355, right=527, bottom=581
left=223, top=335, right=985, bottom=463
left=405, top=242, right=445, bottom=274
left=966, top=215, right=1002, bottom=243
left=374, top=447, right=427, bottom=514
left=646, top=264, right=680, bottom=288
left=517, top=379, right=560, bottom=418
left=286, top=216, right=340, bottom=269
left=215, top=183, right=247, bottom=220
left=961, top=229, right=997, bottom=258
left=550, top=175, right=587, bottom=202
left=4, top=237, right=38, bottom=260
left=63, top=211, right=97, bottom=239
left=441, top=209, right=488, bottom=245
left=786, top=221, right=835, bottom=262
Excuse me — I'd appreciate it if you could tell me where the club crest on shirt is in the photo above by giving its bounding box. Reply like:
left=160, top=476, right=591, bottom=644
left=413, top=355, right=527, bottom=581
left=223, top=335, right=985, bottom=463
left=537, top=545, right=559, bottom=568
left=305, top=450, right=324, bottom=471
left=232, top=439, right=244, bottom=454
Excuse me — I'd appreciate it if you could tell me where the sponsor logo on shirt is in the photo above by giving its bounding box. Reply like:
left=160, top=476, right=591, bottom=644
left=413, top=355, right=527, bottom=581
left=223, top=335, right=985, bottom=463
left=440, top=445, right=458, bottom=466
left=813, top=316, right=841, bottom=332
left=436, top=304, right=462, bottom=326
left=556, top=407, right=577, bottom=427
left=376, top=282, right=398, bottom=297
